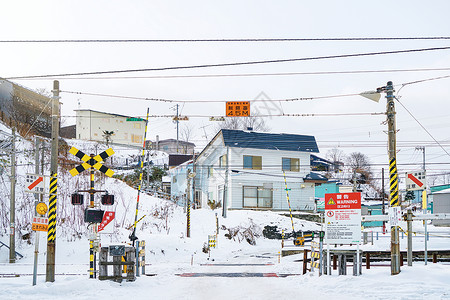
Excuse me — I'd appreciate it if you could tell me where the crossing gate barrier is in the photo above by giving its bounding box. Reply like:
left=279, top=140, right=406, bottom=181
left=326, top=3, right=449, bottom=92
left=99, top=246, right=136, bottom=282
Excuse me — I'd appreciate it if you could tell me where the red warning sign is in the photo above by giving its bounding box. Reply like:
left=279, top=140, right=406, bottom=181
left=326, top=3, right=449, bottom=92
left=325, top=192, right=361, bottom=210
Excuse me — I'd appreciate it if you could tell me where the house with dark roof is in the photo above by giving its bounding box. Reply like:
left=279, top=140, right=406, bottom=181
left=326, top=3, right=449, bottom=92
left=194, top=129, right=320, bottom=211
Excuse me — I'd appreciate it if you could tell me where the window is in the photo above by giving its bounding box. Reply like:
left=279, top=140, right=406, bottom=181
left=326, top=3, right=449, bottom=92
left=131, top=134, right=142, bottom=143
left=282, top=158, right=299, bottom=172
left=243, top=155, right=262, bottom=170
left=134, top=123, right=141, bottom=129
left=208, top=166, right=214, bottom=178
left=219, top=154, right=227, bottom=167
left=172, top=176, right=177, bottom=183
left=243, top=186, right=272, bottom=208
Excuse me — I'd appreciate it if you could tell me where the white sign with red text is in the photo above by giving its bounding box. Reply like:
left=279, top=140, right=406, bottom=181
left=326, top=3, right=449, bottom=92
left=325, top=192, right=361, bottom=244
left=98, top=211, right=115, bottom=233
left=26, top=173, right=46, bottom=194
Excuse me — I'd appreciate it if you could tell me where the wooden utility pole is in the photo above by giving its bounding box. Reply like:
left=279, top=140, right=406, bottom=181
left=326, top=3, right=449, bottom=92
left=46, top=80, right=60, bottom=282
left=9, top=128, right=16, bottom=263
left=385, top=81, right=401, bottom=275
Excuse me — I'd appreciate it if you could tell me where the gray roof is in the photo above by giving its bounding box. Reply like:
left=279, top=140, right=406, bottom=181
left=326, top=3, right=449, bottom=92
left=221, top=129, right=319, bottom=153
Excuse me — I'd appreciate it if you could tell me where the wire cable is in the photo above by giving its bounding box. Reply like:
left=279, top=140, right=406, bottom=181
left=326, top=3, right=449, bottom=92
left=395, top=97, right=450, bottom=159
left=6, top=46, right=450, bottom=80
left=61, top=90, right=362, bottom=103
left=2, top=37, right=450, bottom=43
left=13, top=67, right=450, bottom=81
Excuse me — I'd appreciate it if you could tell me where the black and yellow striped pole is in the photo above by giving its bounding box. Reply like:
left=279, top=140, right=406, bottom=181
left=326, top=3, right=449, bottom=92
left=88, top=154, right=96, bottom=279
left=186, top=169, right=191, bottom=238
left=46, top=173, right=57, bottom=281
left=46, top=80, right=59, bottom=282
left=130, top=108, right=150, bottom=245
left=282, top=171, right=296, bottom=238
left=385, top=81, right=401, bottom=275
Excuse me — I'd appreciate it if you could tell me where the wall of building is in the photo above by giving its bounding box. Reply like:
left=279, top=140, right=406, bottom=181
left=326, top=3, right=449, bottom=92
left=432, top=191, right=450, bottom=226
left=76, top=110, right=145, bottom=146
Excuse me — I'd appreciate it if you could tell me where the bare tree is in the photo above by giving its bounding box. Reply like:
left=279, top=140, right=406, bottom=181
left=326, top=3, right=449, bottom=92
left=217, top=116, right=270, bottom=132
left=180, top=123, right=195, bottom=143
left=34, top=88, right=52, bottom=98
left=346, top=152, right=373, bottom=183
left=326, top=148, right=346, bottom=173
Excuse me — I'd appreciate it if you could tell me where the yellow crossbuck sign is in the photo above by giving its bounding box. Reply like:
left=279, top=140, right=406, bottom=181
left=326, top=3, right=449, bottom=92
left=69, top=147, right=115, bottom=177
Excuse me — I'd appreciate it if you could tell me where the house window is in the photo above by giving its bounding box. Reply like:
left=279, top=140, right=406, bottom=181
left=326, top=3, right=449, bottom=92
left=134, top=123, right=141, bottom=129
left=243, top=186, right=272, bottom=208
left=282, top=158, right=299, bottom=172
left=131, top=134, right=142, bottom=143
left=208, top=166, right=214, bottom=178
left=243, top=155, right=262, bottom=170
left=172, top=177, right=177, bottom=183
left=219, top=154, right=227, bottom=168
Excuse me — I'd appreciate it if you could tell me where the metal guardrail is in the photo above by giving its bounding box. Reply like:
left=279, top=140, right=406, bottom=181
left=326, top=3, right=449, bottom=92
left=361, top=213, right=450, bottom=222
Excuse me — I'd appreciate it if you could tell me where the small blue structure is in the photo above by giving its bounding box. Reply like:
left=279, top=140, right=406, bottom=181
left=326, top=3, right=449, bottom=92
left=361, top=203, right=384, bottom=227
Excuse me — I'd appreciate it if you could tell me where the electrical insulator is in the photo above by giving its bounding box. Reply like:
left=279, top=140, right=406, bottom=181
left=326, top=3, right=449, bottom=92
left=101, top=194, right=115, bottom=205
left=71, top=193, right=84, bottom=205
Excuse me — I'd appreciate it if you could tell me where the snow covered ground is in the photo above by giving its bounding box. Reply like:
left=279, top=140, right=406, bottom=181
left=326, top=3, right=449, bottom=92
left=1, top=189, right=450, bottom=300
left=1, top=133, right=449, bottom=300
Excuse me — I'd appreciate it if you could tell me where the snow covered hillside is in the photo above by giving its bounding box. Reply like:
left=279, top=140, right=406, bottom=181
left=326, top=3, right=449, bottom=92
left=1, top=130, right=450, bottom=300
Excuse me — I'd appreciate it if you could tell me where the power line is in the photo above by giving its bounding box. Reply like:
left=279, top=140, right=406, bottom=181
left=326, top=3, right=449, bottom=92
left=395, top=96, right=450, bottom=159
left=61, top=90, right=362, bottom=102
left=59, top=71, right=450, bottom=103
left=2, top=37, right=450, bottom=43
left=15, top=67, right=450, bottom=81
left=7, top=46, right=450, bottom=80
left=61, top=112, right=385, bottom=118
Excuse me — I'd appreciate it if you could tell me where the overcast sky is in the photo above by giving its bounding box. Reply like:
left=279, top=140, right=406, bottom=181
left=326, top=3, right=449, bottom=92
left=2, top=0, right=450, bottom=186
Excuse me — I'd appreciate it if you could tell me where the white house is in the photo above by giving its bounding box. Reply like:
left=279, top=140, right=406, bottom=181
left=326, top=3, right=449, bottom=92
left=194, top=129, right=320, bottom=211
left=75, top=109, right=146, bottom=146
left=168, top=160, right=195, bottom=207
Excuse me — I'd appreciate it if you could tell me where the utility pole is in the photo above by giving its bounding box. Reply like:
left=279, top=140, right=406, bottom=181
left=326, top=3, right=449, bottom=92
left=9, top=127, right=16, bottom=263
left=46, top=80, right=60, bottom=282
left=352, top=169, right=357, bottom=192
left=176, top=104, right=179, bottom=153
left=32, top=137, right=41, bottom=285
left=416, top=146, right=428, bottom=264
left=384, top=81, right=401, bottom=275
left=186, top=169, right=191, bottom=237
left=382, top=168, right=386, bottom=234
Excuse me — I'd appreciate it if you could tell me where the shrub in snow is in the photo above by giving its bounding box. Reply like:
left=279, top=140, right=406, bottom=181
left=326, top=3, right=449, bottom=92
left=221, top=218, right=261, bottom=245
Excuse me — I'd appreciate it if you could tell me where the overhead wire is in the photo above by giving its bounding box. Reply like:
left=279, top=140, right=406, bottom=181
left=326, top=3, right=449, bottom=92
left=395, top=96, right=450, bottom=159
left=6, top=46, right=450, bottom=80
left=2, top=37, right=450, bottom=43
left=14, top=67, right=450, bottom=81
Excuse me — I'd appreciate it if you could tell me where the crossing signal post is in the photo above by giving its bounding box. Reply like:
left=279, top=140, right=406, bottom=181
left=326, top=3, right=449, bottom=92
left=46, top=80, right=60, bottom=282
left=69, top=146, right=115, bottom=279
